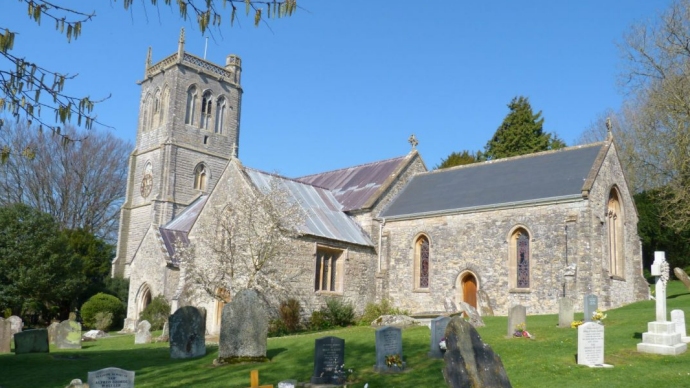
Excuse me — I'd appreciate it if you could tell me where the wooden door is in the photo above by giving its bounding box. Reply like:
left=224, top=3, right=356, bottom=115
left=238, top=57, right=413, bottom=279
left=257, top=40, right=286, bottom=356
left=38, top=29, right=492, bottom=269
left=462, top=274, right=477, bottom=309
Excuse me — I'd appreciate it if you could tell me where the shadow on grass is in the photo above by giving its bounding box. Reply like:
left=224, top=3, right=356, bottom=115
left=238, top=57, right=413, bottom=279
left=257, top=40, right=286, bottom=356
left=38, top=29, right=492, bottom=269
left=632, top=332, right=642, bottom=339
left=267, top=347, right=288, bottom=359
left=667, top=292, right=690, bottom=299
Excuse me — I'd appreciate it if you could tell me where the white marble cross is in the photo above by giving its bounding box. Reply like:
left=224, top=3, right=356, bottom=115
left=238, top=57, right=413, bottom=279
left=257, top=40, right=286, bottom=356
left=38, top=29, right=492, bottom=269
left=651, top=251, right=670, bottom=322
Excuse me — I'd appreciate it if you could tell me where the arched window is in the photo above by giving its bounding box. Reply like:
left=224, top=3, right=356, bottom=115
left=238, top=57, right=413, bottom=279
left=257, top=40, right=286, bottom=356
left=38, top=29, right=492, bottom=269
left=215, top=97, right=226, bottom=134
left=414, top=235, right=430, bottom=290
left=194, top=163, right=208, bottom=191
left=152, top=89, right=161, bottom=128
left=141, top=94, right=151, bottom=131
left=185, top=86, right=198, bottom=125
left=608, top=188, right=625, bottom=277
left=509, top=227, right=530, bottom=289
left=201, top=91, right=213, bottom=130
left=160, top=87, right=170, bottom=125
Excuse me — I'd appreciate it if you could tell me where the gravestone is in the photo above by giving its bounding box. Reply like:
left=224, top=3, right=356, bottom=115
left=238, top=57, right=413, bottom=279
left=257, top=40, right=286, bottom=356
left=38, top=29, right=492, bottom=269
left=374, top=326, right=405, bottom=373
left=558, top=298, right=574, bottom=328
left=310, top=336, right=346, bottom=385
left=170, top=306, right=206, bottom=359
left=14, top=329, right=49, bottom=354
left=444, top=296, right=458, bottom=313
left=671, top=309, right=690, bottom=343
left=0, top=318, right=11, bottom=353
left=47, top=321, right=59, bottom=344
left=507, top=305, right=526, bottom=337
left=673, top=267, right=690, bottom=290
left=7, top=315, right=23, bottom=335
left=278, top=380, right=297, bottom=388
left=370, top=314, right=418, bottom=328
left=82, top=330, right=108, bottom=341
left=583, top=294, right=598, bottom=322
left=577, top=322, right=611, bottom=367
left=442, top=316, right=512, bottom=388
left=638, top=252, right=687, bottom=355
left=218, top=289, right=268, bottom=363
left=156, top=321, right=170, bottom=342
left=134, top=320, right=152, bottom=344
left=458, top=301, right=485, bottom=328
left=56, top=319, right=82, bottom=349
left=477, top=290, right=494, bottom=316
left=428, top=316, right=451, bottom=358
left=87, top=367, right=135, bottom=388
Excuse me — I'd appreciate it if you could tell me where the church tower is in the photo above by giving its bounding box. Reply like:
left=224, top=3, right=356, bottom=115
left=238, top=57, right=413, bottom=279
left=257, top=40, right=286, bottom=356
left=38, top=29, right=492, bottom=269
left=112, top=29, right=242, bottom=277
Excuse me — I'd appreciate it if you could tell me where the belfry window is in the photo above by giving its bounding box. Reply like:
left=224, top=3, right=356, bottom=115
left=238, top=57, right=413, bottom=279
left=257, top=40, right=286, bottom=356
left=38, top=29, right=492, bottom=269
left=185, top=86, right=197, bottom=125
left=194, top=163, right=208, bottom=191
left=215, top=97, right=226, bottom=134
left=201, top=91, right=213, bottom=130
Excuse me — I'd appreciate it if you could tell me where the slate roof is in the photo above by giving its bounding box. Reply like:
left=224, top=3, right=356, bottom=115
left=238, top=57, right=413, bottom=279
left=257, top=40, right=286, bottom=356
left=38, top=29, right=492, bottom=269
left=296, top=154, right=413, bottom=212
left=159, top=195, right=209, bottom=265
left=380, top=143, right=606, bottom=219
left=245, top=168, right=374, bottom=246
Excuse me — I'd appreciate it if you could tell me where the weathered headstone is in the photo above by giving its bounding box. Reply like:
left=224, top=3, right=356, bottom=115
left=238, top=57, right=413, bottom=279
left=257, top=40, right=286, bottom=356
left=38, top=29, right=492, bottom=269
left=66, top=378, right=85, bottom=388
left=7, top=315, right=23, bottom=335
left=428, top=316, right=451, bottom=358
left=671, top=310, right=690, bottom=343
left=558, top=298, right=574, bottom=328
left=134, top=320, right=152, bottom=344
left=374, top=326, right=405, bottom=373
left=170, top=306, right=206, bottom=359
left=477, top=290, right=494, bottom=317
left=82, top=330, right=108, bottom=341
left=56, top=319, right=82, bottom=349
left=47, top=321, right=59, bottom=344
left=583, top=294, right=598, bottom=322
left=442, top=316, right=512, bottom=388
left=0, top=317, right=11, bottom=353
left=507, top=305, right=526, bottom=337
left=14, top=329, right=49, bottom=354
left=156, top=320, right=170, bottom=342
left=674, top=267, right=690, bottom=290
left=638, top=252, right=688, bottom=355
left=577, top=322, right=611, bottom=367
left=218, top=289, right=268, bottom=363
left=370, top=314, right=418, bottom=328
left=310, top=336, right=346, bottom=385
left=87, top=367, right=135, bottom=388
left=458, top=301, right=485, bottom=328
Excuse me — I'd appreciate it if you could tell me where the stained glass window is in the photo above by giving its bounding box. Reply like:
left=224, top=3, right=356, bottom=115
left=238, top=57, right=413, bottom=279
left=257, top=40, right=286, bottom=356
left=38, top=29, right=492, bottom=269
left=517, top=232, right=529, bottom=288
left=418, top=236, right=430, bottom=288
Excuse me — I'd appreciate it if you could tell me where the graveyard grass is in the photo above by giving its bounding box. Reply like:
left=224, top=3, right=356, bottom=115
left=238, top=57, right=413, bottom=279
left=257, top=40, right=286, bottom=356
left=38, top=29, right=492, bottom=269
left=2, top=282, right=689, bottom=388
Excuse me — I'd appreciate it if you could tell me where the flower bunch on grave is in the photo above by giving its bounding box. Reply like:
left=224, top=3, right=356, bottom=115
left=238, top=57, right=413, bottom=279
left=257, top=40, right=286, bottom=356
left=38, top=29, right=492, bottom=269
left=439, top=337, right=447, bottom=351
left=385, top=353, right=403, bottom=368
left=513, top=323, right=532, bottom=338
left=571, top=320, right=584, bottom=329
left=592, top=309, right=607, bottom=325
left=333, top=364, right=355, bottom=384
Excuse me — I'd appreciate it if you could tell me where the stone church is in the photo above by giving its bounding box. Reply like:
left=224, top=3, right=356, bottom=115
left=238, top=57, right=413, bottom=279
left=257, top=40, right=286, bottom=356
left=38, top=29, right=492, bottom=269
left=113, top=32, right=648, bottom=333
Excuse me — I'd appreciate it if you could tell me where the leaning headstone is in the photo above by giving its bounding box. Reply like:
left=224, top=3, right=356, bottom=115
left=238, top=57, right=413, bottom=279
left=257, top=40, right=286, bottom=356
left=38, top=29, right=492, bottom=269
left=577, top=322, right=611, bottom=367
left=671, top=309, right=690, bottom=343
left=134, top=320, right=152, bottom=344
left=673, top=267, right=690, bottom=290
left=218, top=289, right=268, bottom=363
left=558, top=298, right=574, bottom=328
left=428, top=316, right=451, bottom=358
left=156, top=321, right=170, bottom=342
left=458, top=302, right=485, bottom=328
left=374, top=326, right=405, bottom=373
left=638, top=252, right=687, bottom=355
left=14, top=329, right=49, bottom=354
left=477, top=290, right=494, bottom=316
left=56, top=319, right=82, bottom=349
left=583, top=294, right=598, bottom=322
left=7, top=315, right=23, bottom=335
left=310, top=336, right=346, bottom=385
left=170, top=306, right=206, bottom=359
left=87, top=367, right=135, bottom=388
left=0, top=318, right=11, bottom=353
left=442, top=316, right=512, bottom=388
left=47, top=321, right=59, bottom=344
left=507, top=305, right=526, bottom=337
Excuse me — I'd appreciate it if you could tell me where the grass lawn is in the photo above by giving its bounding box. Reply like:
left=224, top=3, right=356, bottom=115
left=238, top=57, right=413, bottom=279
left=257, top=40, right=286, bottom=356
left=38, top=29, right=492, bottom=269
left=2, top=282, right=689, bottom=388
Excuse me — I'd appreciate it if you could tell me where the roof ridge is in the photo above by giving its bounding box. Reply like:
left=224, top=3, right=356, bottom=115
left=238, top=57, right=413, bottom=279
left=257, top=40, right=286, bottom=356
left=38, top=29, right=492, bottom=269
left=297, top=153, right=409, bottom=179
left=427, top=141, right=607, bottom=175
left=244, top=166, right=332, bottom=191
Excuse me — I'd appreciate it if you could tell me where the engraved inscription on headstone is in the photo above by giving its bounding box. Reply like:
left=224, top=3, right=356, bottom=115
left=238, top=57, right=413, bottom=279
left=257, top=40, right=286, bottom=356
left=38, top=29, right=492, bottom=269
left=87, top=367, right=135, bottom=388
left=428, top=316, right=450, bottom=358
left=311, top=336, right=345, bottom=385
left=374, top=326, right=404, bottom=373
left=577, top=322, right=604, bottom=365
left=583, top=294, right=598, bottom=322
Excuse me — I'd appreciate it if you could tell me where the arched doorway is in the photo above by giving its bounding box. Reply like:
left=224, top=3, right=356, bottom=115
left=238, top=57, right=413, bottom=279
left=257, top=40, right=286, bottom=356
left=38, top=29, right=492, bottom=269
left=455, top=271, right=478, bottom=309
left=135, top=283, right=152, bottom=320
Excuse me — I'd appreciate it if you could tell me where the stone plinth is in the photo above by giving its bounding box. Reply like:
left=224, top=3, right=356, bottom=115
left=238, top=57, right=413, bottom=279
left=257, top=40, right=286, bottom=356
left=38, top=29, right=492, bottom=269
left=637, top=322, right=687, bottom=355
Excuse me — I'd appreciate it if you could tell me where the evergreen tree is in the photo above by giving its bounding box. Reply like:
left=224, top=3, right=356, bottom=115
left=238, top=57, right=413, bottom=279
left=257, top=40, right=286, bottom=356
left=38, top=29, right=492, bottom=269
left=435, top=150, right=484, bottom=169
left=484, top=96, right=565, bottom=160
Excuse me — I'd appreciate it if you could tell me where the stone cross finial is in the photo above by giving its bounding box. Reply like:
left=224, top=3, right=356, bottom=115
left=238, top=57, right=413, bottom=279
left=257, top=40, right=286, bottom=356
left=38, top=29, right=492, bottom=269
left=408, top=134, right=418, bottom=150
left=145, top=47, right=152, bottom=73
left=652, top=251, right=670, bottom=322
left=605, top=117, right=612, bottom=140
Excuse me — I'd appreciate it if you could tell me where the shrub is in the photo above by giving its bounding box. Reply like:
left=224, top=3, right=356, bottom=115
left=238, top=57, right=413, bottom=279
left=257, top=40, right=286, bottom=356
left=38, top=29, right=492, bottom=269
left=94, top=312, right=114, bottom=331
left=81, top=293, right=125, bottom=330
left=268, top=319, right=288, bottom=337
left=358, top=299, right=410, bottom=325
left=140, top=295, right=170, bottom=330
left=308, top=310, right=332, bottom=331
left=322, top=298, right=355, bottom=328
left=279, top=298, right=302, bottom=333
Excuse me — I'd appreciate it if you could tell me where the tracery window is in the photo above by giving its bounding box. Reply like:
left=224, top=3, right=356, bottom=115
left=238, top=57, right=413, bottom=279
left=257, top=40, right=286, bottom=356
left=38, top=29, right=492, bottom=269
left=152, top=89, right=161, bottom=128
left=215, top=97, right=226, bottom=134
left=509, top=227, right=530, bottom=290
left=201, top=91, right=213, bottom=130
left=414, top=235, right=430, bottom=289
left=608, top=188, right=625, bottom=277
left=141, top=94, right=151, bottom=131
left=314, top=247, right=344, bottom=293
left=194, top=163, right=208, bottom=191
left=185, top=86, right=197, bottom=125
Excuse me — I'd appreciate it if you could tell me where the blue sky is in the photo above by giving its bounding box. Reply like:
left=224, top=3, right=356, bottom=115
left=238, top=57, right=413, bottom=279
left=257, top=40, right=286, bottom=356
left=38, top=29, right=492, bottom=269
left=3, top=1, right=672, bottom=177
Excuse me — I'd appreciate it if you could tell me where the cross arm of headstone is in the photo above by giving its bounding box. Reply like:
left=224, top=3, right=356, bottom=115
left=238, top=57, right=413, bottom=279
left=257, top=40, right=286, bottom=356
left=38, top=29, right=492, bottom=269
left=246, top=370, right=273, bottom=388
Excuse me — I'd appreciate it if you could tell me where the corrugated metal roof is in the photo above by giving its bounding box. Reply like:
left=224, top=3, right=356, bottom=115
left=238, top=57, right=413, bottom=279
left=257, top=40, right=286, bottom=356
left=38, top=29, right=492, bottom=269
left=296, top=155, right=409, bottom=211
left=159, top=195, right=209, bottom=265
left=380, top=144, right=604, bottom=219
left=246, top=169, right=373, bottom=246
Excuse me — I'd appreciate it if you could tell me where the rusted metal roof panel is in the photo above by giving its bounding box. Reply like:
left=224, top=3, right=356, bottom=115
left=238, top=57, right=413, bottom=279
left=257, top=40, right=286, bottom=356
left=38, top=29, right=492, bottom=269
left=246, top=169, right=373, bottom=246
left=296, top=155, right=408, bottom=211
